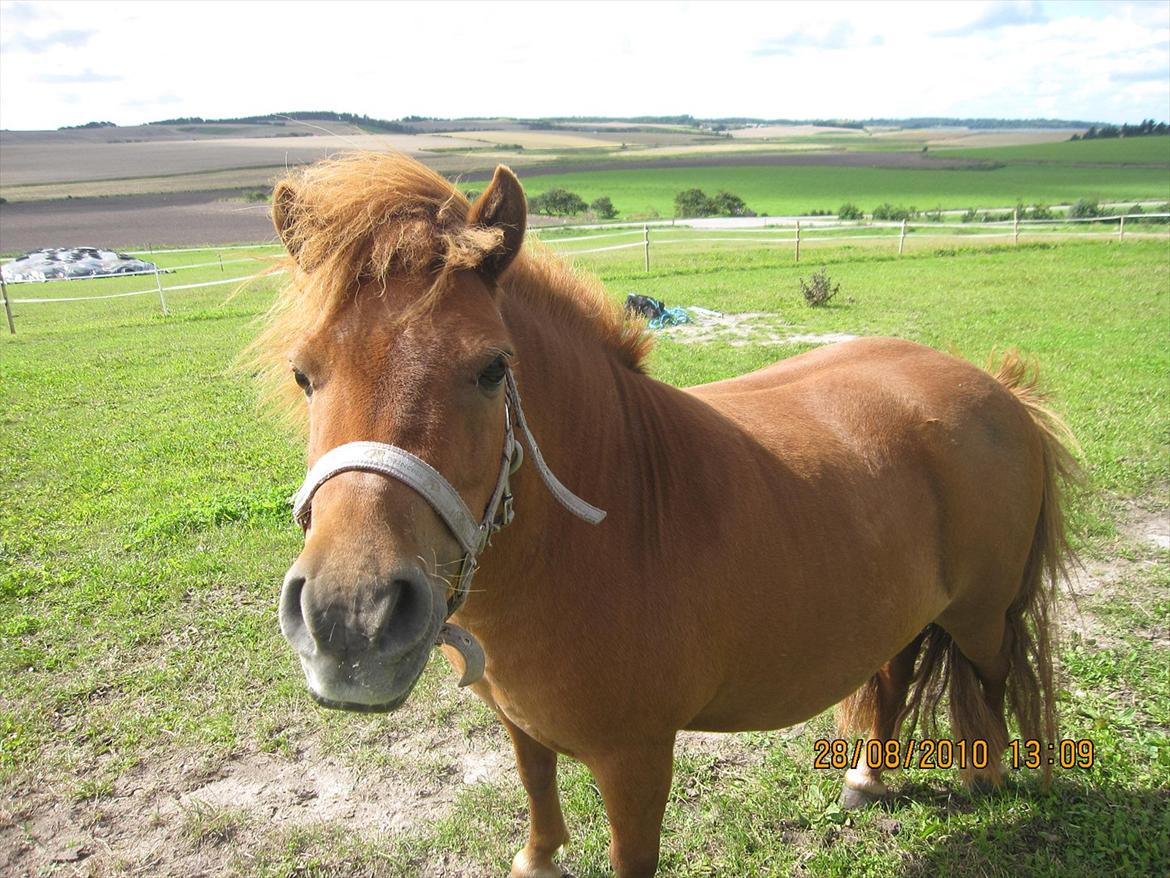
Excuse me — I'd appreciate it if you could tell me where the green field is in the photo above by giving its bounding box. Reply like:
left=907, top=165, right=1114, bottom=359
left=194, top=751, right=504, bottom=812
left=2, top=237, right=1168, bottom=876
left=518, top=162, right=1170, bottom=219
left=937, top=135, right=1170, bottom=165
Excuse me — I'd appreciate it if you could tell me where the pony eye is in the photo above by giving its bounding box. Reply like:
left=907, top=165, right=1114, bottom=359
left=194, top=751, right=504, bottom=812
left=478, top=355, right=507, bottom=390
left=293, top=368, right=312, bottom=395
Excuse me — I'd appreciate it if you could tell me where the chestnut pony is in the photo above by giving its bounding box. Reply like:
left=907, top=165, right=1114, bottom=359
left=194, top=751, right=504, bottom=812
left=257, top=153, right=1076, bottom=878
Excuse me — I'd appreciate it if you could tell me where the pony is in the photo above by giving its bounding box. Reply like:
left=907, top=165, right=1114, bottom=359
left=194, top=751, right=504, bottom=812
left=254, top=152, right=1077, bottom=878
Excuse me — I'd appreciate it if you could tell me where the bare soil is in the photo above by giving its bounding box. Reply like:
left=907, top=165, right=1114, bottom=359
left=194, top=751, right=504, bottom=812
left=0, top=191, right=278, bottom=252
left=659, top=310, right=858, bottom=348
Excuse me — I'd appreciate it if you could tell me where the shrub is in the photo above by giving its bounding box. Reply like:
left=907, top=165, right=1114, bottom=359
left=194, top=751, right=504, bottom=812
left=674, top=188, right=754, bottom=218
left=872, top=203, right=916, bottom=221
left=961, top=208, right=980, bottom=223
left=530, top=188, right=588, bottom=216
left=710, top=191, right=754, bottom=217
left=838, top=203, right=863, bottom=221
left=799, top=268, right=840, bottom=307
left=1069, top=198, right=1101, bottom=219
left=1027, top=204, right=1055, bottom=220
left=464, top=189, right=481, bottom=202
left=590, top=196, right=617, bottom=219
left=242, top=190, right=270, bottom=203
left=674, top=188, right=712, bottom=218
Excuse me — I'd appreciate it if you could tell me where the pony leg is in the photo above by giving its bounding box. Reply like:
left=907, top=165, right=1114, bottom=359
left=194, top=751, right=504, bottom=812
left=837, top=633, right=924, bottom=809
left=586, top=739, right=675, bottom=878
left=940, top=617, right=1013, bottom=789
left=503, top=718, right=570, bottom=878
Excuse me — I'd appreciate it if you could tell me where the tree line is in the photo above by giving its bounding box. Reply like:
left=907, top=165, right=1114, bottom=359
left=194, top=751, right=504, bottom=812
left=1070, top=120, right=1167, bottom=140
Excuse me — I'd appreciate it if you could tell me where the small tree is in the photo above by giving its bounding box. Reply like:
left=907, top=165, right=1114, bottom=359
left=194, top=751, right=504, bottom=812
left=590, top=196, right=617, bottom=219
left=675, top=188, right=714, bottom=218
left=531, top=188, right=588, bottom=216
left=799, top=268, right=840, bottom=307
left=1068, top=198, right=1100, bottom=219
left=710, top=191, right=753, bottom=217
left=838, top=203, right=863, bottom=221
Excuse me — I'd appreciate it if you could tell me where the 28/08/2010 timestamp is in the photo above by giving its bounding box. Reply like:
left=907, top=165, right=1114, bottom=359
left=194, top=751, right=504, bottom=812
left=812, top=738, right=1096, bottom=771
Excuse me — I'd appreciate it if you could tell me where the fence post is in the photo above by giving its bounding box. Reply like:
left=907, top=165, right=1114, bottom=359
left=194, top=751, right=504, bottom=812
left=1013, top=208, right=1020, bottom=244
left=795, top=220, right=801, bottom=263
left=1, top=278, right=15, bottom=335
left=898, top=219, right=907, bottom=255
left=219, top=254, right=225, bottom=272
left=1118, top=215, right=1126, bottom=241
left=153, top=265, right=170, bottom=316
left=643, top=224, right=650, bottom=272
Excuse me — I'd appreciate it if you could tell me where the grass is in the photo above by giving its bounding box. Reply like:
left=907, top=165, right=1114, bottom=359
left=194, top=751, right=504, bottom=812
left=937, top=135, right=1170, bottom=165
left=1, top=236, right=1167, bottom=876
left=519, top=162, right=1170, bottom=219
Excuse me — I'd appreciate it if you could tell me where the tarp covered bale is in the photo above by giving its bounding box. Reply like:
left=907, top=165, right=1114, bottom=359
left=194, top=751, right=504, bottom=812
left=1, top=247, right=162, bottom=283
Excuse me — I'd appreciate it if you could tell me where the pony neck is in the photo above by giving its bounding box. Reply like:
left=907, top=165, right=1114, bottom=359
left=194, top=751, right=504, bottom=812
left=457, top=255, right=673, bottom=623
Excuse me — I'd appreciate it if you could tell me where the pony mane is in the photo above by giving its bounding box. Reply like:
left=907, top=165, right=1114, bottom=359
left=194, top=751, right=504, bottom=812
left=247, top=152, right=651, bottom=426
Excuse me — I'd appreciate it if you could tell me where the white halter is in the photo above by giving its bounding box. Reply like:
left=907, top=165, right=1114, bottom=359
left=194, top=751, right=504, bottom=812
left=291, top=368, right=605, bottom=686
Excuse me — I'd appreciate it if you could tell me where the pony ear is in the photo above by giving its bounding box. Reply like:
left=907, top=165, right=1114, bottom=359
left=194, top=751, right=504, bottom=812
left=272, top=180, right=303, bottom=262
left=466, top=166, right=526, bottom=280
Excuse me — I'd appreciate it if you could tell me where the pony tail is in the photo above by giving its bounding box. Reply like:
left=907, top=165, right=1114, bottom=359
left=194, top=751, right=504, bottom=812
left=992, top=351, right=1081, bottom=785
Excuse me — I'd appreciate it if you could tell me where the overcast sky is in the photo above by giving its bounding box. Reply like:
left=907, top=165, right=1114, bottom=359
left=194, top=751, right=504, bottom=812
left=1, top=0, right=1167, bottom=130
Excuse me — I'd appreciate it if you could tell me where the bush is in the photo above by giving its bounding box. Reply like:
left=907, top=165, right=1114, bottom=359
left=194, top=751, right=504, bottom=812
left=872, top=203, right=917, bottom=221
left=590, top=196, right=617, bottom=220
left=674, top=188, right=712, bottom=218
left=242, top=190, right=270, bottom=203
left=838, top=203, right=863, bottom=221
left=464, top=189, right=481, bottom=202
left=961, top=208, right=980, bottom=223
left=530, top=188, right=588, bottom=216
left=710, top=191, right=755, bottom=217
left=674, top=188, right=754, bottom=218
left=1027, top=204, right=1055, bottom=220
left=1069, top=198, right=1101, bottom=219
left=799, top=268, right=840, bottom=307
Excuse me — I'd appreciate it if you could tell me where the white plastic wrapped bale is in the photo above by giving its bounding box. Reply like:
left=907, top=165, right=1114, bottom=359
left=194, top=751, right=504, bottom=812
left=0, top=248, right=162, bottom=283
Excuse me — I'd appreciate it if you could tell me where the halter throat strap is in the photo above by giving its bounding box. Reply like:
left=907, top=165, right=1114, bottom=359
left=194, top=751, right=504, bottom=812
left=289, top=367, right=605, bottom=685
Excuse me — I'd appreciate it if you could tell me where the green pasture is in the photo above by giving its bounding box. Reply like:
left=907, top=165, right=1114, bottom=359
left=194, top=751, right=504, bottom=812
left=1, top=237, right=1167, bottom=876
left=517, top=162, right=1170, bottom=219
left=937, top=135, right=1170, bottom=165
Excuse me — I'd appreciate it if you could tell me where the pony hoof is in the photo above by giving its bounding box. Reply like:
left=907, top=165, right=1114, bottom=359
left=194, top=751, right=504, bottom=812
left=839, top=785, right=882, bottom=810
left=510, top=849, right=566, bottom=878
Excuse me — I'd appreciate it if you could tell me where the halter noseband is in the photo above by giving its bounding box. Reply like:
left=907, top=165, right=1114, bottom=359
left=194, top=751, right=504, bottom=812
left=290, top=367, right=605, bottom=687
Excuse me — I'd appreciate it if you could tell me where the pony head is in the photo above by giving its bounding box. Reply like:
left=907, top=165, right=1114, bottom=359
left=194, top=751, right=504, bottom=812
left=266, top=155, right=526, bottom=710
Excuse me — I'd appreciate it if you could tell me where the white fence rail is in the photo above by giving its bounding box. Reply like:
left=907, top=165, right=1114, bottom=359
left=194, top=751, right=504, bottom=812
left=2, top=211, right=1167, bottom=333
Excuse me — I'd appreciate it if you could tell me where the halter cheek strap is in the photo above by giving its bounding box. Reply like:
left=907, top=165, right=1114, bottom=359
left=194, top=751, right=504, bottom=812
left=290, top=367, right=605, bottom=687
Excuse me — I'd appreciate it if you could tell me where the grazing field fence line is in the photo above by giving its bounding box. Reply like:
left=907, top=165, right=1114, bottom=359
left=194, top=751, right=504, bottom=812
left=536, top=212, right=1170, bottom=262
left=1, top=211, right=1167, bottom=333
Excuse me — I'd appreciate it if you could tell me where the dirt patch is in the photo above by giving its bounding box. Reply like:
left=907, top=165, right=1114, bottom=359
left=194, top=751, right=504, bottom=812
left=660, top=310, right=858, bottom=348
left=0, top=729, right=512, bottom=877
left=1058, top=495, right=1169, bottom=648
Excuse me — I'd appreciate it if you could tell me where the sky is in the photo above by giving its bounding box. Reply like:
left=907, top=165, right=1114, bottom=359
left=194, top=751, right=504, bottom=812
left=0, top=0, right=1167, bottom=130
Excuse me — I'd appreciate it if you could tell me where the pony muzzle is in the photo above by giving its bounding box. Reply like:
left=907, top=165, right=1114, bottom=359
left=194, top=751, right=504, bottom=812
left=278, top=564, right=445, bottom=712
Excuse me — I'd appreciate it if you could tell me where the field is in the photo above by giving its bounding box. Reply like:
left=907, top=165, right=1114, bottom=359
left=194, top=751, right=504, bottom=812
left=936, top=135, right=1170, bottom=165
left=2, top=234, right=1167, bottom=877
left=519, top=162, right=1170, bottom=218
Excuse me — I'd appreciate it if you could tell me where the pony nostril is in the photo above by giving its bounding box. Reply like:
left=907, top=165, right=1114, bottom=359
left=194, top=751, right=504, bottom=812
left=374, top=574, right=431, bottom=652
left=279, top=573, right=316, bottom=657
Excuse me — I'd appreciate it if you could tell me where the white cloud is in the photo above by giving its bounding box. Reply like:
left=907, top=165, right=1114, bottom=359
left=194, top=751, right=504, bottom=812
left=0, top=0, right=1166, bottom=130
